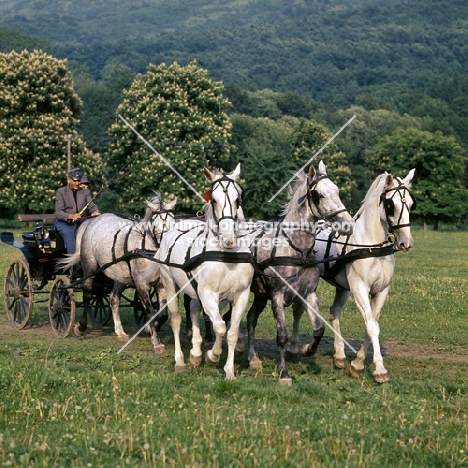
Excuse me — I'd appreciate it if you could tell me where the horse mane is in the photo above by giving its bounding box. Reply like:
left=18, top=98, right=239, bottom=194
left=355, top=171, right=414, bottom=219
left=279, top=171, right=307, bottom=218
left=354, top=175, right=386, bottom=219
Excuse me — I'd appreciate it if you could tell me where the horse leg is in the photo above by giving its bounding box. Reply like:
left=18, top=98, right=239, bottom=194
left=189, top=299, right=204, bottom=367
left=220, top=300, right=244, bottom=353
left=152, top=279, right=168, bottom=334
left=198, top=293, right=226, bottom=366
left=329, top=288, right=351, bottom=369
left=203, top=312, right=215, bottom=344
left=246, top=293, right=268, bottom=370
left=110, top=282, right=129, bottom=341
left=74, top=276, right=93, bottom=337
left=224, top=290, right=251, bottom=380
left=160, top=274, right=185, bottom=371
left=134, top=279, right=166, bottom=354
left=271, top=294, right=291, bottom=385
left=300, top=292, right=325, bottom=357
left=350, top=287, right=390, bottom=383
left=287, top=302, right=303, bottom=361
left=184, top=294, right=192, bottom=339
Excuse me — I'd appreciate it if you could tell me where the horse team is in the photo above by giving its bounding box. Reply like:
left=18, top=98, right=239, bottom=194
left=60, top=161, right=416, bottom=384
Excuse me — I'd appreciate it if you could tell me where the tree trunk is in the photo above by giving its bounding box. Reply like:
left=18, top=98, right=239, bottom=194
left=423, top=218, right=428, bottom=230
left=433, top=218, right=439, bottom=230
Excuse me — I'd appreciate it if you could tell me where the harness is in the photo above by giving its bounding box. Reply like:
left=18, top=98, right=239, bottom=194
left=320, top=228, right=395, bottom=283
left=318, top=179, right=416, bottom=286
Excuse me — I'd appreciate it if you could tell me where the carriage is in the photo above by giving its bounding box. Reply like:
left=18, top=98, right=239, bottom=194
left=1, top=214, right=154, bottom=337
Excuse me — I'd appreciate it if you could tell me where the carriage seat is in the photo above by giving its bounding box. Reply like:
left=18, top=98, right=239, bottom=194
left=20, top=224, right=65, bottom=252
left=18, top=214, right=65, bottom=252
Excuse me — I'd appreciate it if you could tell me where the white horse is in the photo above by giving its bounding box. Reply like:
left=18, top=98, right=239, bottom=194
left=156, top=163, right=254, bottom=380
left=58, top=194, right=177, bottom=351
left=313, top=169, right=416, bottom=383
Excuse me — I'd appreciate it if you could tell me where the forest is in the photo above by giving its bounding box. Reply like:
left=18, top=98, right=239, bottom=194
left=0, top=0, right=467, bottom=226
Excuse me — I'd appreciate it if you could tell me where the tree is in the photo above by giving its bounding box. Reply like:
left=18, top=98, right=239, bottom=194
left=0, top=28, right=50, bottom=54
left=105, top=61, right=232, bottom=214
left=74, top=62, right=136, bottom=155
left=0, top=50, right=102, bottom=217
left=366, top=128, right=468, bottom=229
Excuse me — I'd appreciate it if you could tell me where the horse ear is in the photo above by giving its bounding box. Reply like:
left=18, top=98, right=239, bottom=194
left=204, top=167, right=215, bottom=183
left=308, top=165, right=316, bottom=180
left=403, top=168, right=415, bottom=185
left=385, top=174, right=394, bottom=188
left=231, top=163, right=241, bottom=180
left=145, top=199, right=160, bottom=212
left=164, top=197, right=178, bottom=211
left=318, top=160, right=327, bottom=175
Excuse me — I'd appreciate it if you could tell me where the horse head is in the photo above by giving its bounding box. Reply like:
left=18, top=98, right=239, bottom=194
left=298, top=161, right=354, bottom=235
left=380, top=169, right=416, bottom=251
left=204, top=163, right=244, bottom=249
left=144, top=194, right=178, bottom=243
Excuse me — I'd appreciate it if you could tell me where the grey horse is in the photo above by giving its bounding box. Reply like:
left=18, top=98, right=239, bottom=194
left=58, top=193, right=177, bottom=351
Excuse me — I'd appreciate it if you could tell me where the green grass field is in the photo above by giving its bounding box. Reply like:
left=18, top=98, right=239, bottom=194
left=0, top=227, right=467, bottom=467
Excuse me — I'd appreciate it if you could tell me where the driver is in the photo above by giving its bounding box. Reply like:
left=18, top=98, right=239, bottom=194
left=53, top=168, right=101, bottom=254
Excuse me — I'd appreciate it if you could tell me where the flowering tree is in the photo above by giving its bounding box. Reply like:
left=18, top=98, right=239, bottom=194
left=106, top=61, right=231, bottom=214
left=0, top=50, right=102, bottom=217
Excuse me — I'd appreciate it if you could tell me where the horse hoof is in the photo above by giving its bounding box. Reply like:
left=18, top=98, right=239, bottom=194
left=349, top=363, right=363, bottom=379
left=249, top=355, right=263, bottom=370
left=174, top=364, right=186, bottom=373
left=301, top=343, right=318, bottom=357
left=205, top=351, right=219, bottom=366
left=117, top=335, right=130, bottom=342
left=374, top=372, right=390, bottom=384
left=190, top=353, right=202, bottom=367
left=153, top=344, right=166, bottom=354
left=74, top=324, right=84, bottom=337
left=279, top=377, right=293, bottom=387
left=334, top=358, right=347, bottom=369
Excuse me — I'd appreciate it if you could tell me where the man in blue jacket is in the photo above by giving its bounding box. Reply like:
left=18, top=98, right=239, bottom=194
left=54, top=167, right=101, bottom=254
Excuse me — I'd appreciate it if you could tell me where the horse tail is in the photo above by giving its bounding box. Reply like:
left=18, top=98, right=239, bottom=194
left=55, top=220, right=90, bottom=272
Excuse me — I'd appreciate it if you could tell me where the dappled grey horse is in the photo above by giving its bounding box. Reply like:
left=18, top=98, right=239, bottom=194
left=58, top=193, right=177, bottom=351
left=242, top=161, right=354, bottom=384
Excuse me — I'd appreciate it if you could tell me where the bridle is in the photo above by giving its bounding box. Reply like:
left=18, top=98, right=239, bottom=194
left=380, top=180, right=417, bottom=233
left=209, top=174, right=244, bottom=227
left=149, top=209, right=176, bottom=246
left=298, top=174, right=349, bottom=221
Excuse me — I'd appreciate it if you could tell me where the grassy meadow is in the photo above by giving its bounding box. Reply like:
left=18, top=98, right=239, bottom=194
left=0, top=227, right=467, bottom=467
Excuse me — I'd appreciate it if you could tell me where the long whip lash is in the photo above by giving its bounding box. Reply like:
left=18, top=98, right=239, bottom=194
left=268, top=114, right=356, bottom=203
left=118, top=114, right=204, bottom=201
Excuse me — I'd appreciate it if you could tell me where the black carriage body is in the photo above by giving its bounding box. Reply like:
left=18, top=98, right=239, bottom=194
left=1, top=224, right=66, bottom=283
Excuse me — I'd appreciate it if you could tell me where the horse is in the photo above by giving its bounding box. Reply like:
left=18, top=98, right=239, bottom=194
left=156, top=163, right=254, bottom=380
left=242, top=161, right=354, bottom=385
left=309, top=169, right=416, bottom=383
left=58, top=193, right=177, bottom=351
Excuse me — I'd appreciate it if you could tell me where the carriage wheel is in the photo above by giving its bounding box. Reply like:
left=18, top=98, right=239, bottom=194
left=49, top=277, right=76, bottom=337
left=88, top=292, right=112, bottom=326
left=133, top=287, right=159, bottom=328
left=4, top=258, right=34, bottom=329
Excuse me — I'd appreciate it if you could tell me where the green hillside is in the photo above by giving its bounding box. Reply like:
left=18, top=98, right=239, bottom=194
left=1, top=0, right=467, bottom=106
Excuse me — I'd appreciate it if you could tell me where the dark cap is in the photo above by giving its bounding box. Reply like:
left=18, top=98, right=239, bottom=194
left=68, top=168, right=82, bottom=181
left=80, top=175, right=89, bottom=185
